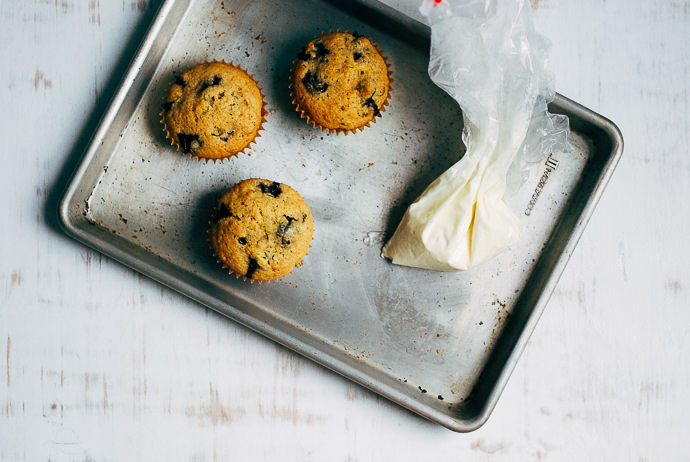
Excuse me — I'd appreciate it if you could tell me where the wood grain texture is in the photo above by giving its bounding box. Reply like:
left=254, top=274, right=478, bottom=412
left=1, top=0, right=689, bottom=460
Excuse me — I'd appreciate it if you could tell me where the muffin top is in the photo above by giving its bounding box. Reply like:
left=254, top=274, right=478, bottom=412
left=291, top=32, right=390, bottom=132
left=209, top=179, right=314, bottom=282
left=161, top=62, right=265, bottom=160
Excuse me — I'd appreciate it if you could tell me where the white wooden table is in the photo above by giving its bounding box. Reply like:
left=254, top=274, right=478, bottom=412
left=2, top=0, right=689, bottom=460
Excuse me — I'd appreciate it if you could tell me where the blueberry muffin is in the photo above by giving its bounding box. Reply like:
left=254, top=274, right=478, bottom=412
left=161, top=61, right=267, bottom=161
left=290, top=32, right=391, bottom=133
left=209, top=179, right=314, bottom=282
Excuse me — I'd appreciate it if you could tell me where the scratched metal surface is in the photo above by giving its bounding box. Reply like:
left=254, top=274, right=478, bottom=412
left=57, top=0, right=619, bottom=431
left=5, top=0, right=689, bottom=459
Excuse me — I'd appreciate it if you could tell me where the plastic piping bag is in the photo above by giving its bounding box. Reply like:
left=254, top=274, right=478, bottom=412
left=382, top=0, right=570, bottom=271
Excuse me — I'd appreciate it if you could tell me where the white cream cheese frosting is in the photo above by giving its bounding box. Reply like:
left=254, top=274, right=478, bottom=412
left=382, top=125, right=523, bottom=271
left=382, top=0, right=567, bottom=271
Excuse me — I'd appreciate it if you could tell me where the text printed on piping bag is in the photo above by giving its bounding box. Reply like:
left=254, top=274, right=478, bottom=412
left=382, top=0, right=570, bottom=271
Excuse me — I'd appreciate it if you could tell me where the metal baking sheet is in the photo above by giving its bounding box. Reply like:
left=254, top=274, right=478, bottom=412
left=58, top=0, right=623, bottom=432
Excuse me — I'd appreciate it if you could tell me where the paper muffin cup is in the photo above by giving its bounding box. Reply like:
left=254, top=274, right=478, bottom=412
left=207, top=180, right=314, bottom=283
left=289, top=31, right=392, bottom=135
left=160, top=60, right=268, bottom=163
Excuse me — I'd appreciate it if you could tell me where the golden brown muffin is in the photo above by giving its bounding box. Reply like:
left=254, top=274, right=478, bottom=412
left=208, top=179, right=314, bottom=282
left=161, top=61, right=267, bottom=161
left=290, top=32, right=391, bottom=133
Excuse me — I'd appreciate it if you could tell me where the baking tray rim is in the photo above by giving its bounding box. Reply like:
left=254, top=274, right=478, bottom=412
left=56, top=0, right=624, bottom=432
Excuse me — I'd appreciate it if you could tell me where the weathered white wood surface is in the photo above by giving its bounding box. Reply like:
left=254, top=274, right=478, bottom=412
left=1, top=0, right=689, bottom=460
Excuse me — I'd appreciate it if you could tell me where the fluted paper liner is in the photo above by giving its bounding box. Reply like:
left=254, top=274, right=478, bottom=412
left=160, top=60, right=268, bottom=163
left=289, top=31, right=392, bottom=135
left=207, top=181, right=314, bottom=283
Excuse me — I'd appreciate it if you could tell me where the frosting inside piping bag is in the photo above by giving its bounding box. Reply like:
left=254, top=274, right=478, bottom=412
left=382, top=0, right=569, bottom=271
